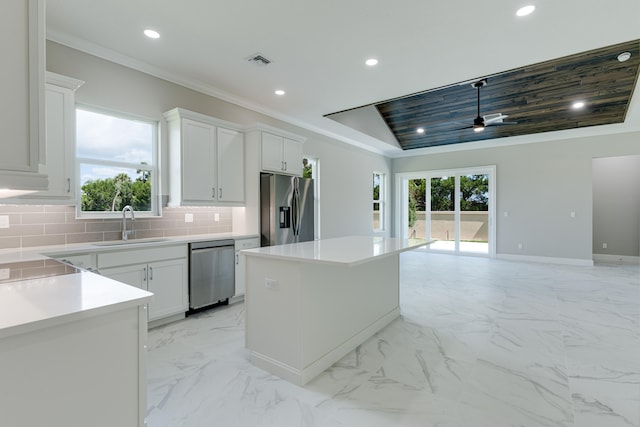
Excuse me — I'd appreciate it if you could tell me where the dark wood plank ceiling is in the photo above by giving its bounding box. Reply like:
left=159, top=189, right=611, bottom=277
left=371, top=40, right=640, bottom=150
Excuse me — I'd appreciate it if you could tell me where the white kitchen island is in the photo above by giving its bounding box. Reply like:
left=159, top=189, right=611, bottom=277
left=243, top=236, right=427, bottom=385
left=0, top=259, right=153, bottom=427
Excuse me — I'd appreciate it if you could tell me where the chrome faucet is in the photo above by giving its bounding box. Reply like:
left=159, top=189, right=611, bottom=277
left=122, top=205, right=135, bottom=240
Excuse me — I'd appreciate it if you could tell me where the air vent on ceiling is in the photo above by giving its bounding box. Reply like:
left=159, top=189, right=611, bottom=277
left=247, top=53, right=272, bottom=66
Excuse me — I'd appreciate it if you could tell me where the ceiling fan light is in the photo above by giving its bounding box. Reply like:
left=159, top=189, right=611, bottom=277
left=473, top=126, right=485, bottom=133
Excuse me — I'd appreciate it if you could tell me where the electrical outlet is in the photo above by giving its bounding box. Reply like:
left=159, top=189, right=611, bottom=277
left=517, top=243, right=523, bottom=249
left=184, top=213, right=193, bottom=223
left=0, top=269, right=9, bottom=280
left=570, top=211, right=576, bottom=218
left=0, top=215, right=9, bottom=229
left=214, top=213, right=220, bottom=222
left=602, top=243, right=608, bottom=249
left=504, top=211, right=509, bottom=217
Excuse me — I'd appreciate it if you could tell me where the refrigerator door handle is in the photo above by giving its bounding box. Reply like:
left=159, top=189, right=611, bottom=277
left=292, top=179, right=300, bottom=237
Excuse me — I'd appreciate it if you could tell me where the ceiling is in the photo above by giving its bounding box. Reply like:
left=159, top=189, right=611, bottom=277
left=45, top=0, right=640, bottom=157
left=335, top=40, right=640, bottom=150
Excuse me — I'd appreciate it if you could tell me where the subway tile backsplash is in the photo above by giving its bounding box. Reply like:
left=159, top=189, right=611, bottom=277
left=0, top=205, right=233, bottom=250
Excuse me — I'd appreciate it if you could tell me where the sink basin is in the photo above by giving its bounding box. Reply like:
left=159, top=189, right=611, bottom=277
left=92, top=238, right=169, bottom=247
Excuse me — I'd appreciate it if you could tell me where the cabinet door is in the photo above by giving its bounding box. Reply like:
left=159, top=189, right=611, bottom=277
left=42, top=84, right=74, bottom=198
left=261, top=132, right=284, bottom=172
left=146, top=259, right=188, bottom=321
left=0, top=0, right=41, bottom=174
left=0, top=0, right=47, bottom=190
left=100, top=264, right=147, bottom=291
left=282, top=138, right=302, bottom=175
left=181, top=118, right=216, bottom=202
left=216, top=128, right=244, bottom=203
left=234, top=237, right=260, bottom=298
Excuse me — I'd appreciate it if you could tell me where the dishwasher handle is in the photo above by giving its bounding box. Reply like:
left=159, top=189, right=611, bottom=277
left=190, top=239, right=235, bottom=251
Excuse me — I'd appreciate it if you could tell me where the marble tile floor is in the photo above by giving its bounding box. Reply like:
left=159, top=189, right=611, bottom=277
left=146, top=251, right=640, bottom=427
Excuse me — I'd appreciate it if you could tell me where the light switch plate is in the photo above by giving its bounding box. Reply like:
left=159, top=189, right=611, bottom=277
left=214, top=213, right=220, bottom=222
left=184, top=213, right=194, bottom=223
left=0, top=215, right=9, bottom=229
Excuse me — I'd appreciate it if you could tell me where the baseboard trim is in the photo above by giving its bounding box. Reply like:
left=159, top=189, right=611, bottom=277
left=250, top=307, right=401, bottom=386
left=592, top=254, right=640, bottom=265
left=497, top=253, right=594, bottom=266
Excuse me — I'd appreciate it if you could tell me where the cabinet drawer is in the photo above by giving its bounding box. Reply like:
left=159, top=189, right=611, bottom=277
left=235, top=237, right=260, bottom=250
left=98, top=245, right=187, bottom=269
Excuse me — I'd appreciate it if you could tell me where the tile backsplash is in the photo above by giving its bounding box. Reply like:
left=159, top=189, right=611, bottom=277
left=0, top=205, right=233, bottom=250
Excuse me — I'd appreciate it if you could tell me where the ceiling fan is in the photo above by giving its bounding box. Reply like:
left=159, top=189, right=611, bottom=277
left=466, top=79, right=517, bottom=132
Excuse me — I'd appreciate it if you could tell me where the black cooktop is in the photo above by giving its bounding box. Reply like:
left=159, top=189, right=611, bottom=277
left=0, top=259, right=80, bottom=284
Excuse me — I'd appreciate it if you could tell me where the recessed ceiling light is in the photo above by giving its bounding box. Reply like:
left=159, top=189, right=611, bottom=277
left=416, top=127, right=425, bottom=134
left=144, top=29, right=160, bottom=39
left=365, top=58, right=378, bottom=67
left=516, top=5, right=536, bottom=16
left=572, top=101, right=585, bottom=109
left=275, top=90, right=285, bottom=96
left=618, top=51, right=632, bottom=62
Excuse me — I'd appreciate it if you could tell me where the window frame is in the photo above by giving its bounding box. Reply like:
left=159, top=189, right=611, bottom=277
left=373, top=171, right=385, bottom=232
left=75, top=105, right=161, bottom=219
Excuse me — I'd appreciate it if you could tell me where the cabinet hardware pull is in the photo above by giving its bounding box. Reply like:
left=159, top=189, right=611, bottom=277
left=284, top=161, right=287, bottom=171
left=281, top=161, right=285, bottom=171
left=236, top=253, right=239, bottom=265
left=212, top=187, right=216, bottom=199
left=219, top=188, right=222, bottom=199
left=149, top=267, right=153, bottom=280
left=143, top=267, right=147, bottom=282
left=67, top=178, right=71, bottom=193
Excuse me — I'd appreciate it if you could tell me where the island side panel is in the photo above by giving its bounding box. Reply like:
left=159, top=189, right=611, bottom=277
left=245, top=255, right=302, bottom=377
left=300, top=255, right=400, bottom=374
left=0, top=306, right=144, bottom=427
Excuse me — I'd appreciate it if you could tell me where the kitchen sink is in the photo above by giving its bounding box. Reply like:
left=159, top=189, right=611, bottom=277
left=92, top=238, right=170, bottom=247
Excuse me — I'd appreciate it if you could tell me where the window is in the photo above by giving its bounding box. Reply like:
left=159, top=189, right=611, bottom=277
left=76, top=107, right=159, bottom=217
left=373, top=172, right=385, bottom=231
left=303, top=157, right=320, bottom=239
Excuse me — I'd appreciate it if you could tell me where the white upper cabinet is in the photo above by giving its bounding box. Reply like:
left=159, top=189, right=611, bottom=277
left=25, top=72, right=84, bottom=202
left=164, top=108, right=245, bottom=207
left=0, top=0, right=47, bottom=193
left=254, top=130, right=304, bottom=176
left=216, top=127, right=245, bottom=203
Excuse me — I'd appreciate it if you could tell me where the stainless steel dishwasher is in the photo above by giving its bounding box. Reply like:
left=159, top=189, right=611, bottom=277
left=189, top=239, right=235, bottom=310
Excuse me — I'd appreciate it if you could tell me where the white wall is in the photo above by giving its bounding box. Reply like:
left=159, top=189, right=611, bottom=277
left=303, top=137, right=391, bottom=238
left=46, top=41, right=390, bottom=239
left=592, top=155, right=640, bottom=257
left=392, top=131, right=640, bottom=262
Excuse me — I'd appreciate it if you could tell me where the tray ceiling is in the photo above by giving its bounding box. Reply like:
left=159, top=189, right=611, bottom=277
left=328, top=40, right=640, bottom=150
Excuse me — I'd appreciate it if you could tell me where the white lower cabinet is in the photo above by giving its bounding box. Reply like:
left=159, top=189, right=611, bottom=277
left=234, top=237, right=260, bottom=299
left=98, top=245, right=188, bottom=325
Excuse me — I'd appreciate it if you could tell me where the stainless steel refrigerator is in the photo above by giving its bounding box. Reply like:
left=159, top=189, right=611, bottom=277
left=260, top=173, right=314, bottom=246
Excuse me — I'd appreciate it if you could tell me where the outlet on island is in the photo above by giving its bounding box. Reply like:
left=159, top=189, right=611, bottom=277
left=184, top=213, right=194, bottom=223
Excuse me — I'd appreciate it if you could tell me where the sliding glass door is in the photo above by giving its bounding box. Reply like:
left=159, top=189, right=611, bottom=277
left=400, top=166, right=495, bottom=256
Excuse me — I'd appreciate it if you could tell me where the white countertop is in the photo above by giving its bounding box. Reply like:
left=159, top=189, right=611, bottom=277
left=0, top=232, right=257, bottom=339
left=0, top=270, right=152, bottom=339
left=0, top=232, right=259, bottom=263
left=242, top=236, right=429, bottom=266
